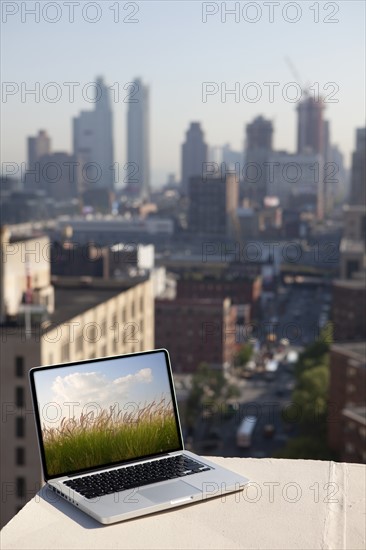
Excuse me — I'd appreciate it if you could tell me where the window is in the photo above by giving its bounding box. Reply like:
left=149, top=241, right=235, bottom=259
left=76, top=334, right=83, bottom=353
left=16, top=477, right=25, bottom=498
left=131, top=302, right=135, bottom=318
left=139, top=296, right=144, bottom=313
left=101, top=319, right=107, bottom=336
left=15, top=357, right=24, bottom=377
left=16, top=447, right=25, bottom=466
left=15, top=387, right=24, bottom=408
left=122, top=308, right=126, bottom=323
left=16, top=417, right=25, bottom=438
left=61, top=342, right=70, bottom=363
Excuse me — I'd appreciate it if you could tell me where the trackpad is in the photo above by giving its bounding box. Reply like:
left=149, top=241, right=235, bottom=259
left=139, top=480, right=199, bottom=504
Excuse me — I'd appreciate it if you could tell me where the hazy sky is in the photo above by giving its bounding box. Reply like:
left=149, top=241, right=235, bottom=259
left=1, top=1, right=365, bottom=185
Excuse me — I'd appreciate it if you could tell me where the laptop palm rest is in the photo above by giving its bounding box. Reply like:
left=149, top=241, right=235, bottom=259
left=139, top=480, right=199, bottom=504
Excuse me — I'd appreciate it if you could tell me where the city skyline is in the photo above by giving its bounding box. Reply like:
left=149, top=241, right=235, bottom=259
left=1, top=1, right=365, bottom=185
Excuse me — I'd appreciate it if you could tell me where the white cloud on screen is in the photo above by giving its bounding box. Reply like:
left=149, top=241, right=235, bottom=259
left=44, top=368, right=153, bottom=427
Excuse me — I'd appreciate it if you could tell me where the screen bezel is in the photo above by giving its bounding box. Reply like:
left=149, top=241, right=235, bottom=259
left=29, top=348, right=184, bottom=481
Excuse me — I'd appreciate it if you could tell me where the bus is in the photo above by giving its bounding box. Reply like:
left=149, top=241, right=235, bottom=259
left=236, top=416, right=257, bottom=448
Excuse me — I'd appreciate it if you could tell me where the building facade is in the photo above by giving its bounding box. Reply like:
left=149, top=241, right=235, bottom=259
left=126, top=78, right=150, bottom=200
left=155, top=297, right=237, bottom=373
left=188, top=174, right=238, bottom=236
left=28, top=130, right=51, bottom=170
left=297, top=95, right=325, bottom=155
left=327, top=343, right=366, bottom=463
left=181, top=122, right=208, bottom=196
left=73, top=77, right=114, bottom=191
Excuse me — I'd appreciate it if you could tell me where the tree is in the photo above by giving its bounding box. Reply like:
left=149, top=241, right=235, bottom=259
left=235, top=344, right=253, bottom=367
left=278, top=325, right=334, bottom=460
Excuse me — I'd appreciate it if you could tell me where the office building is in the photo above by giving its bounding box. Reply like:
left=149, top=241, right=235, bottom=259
left=297, top=95, right=325, bottom=155
left=349, top=128, right=366, bottom=206
left=73, top=77, right=114, bottom=191
left=188, top=173, right=238, bottom=236
left=28, top=130, right=51, bottom=170
left=181, top=122, right=208, bottom=195
left=244, top=116, right=273, bottom=205
left=266, top=150, right=323, bottom=217
left=126, top=78, right=150, bottom=199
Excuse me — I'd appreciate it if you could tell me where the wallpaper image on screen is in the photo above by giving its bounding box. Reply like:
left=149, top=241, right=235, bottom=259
left=33, top=353, right=180, bottom=476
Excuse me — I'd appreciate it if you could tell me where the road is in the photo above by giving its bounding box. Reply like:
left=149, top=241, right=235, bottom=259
left=187, top=360, right=298, bottom=459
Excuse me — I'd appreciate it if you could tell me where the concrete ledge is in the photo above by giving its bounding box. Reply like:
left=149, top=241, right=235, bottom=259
left=1, top=457, right=365, bottom=550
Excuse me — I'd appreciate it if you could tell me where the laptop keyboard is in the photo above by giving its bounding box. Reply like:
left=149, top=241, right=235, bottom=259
left=63, top=455, right=211, bottom=499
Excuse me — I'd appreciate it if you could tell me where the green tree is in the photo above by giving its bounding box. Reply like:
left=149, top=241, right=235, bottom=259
left=235, top=344, right=253, bottom=367
left=278, top=324, right=335, bottom=460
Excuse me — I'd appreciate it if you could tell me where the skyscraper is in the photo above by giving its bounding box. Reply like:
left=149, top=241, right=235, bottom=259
left=349, top=128, right=366, bottom=206
left=73, top=77, right=114, bottom=190
left=246, top=115, right=273, bottom=151
left=188, top=173, right=238, bottom=236
left=126, top=78, right=150, bottom=200
left=297, top=95, right=325, bottom=155
left=245, top=116, right=273, bottom=205
left=28, top=130, right=51, bottom=169
left=181, top=122, right=208, bottom=195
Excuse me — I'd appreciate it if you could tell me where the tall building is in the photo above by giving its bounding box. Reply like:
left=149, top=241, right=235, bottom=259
left=327, top=343, right=366, bottom=463
left=126, top=78, right=150, bottom=200
left=27, top=130, right=51, bottom=170
left=244, top=116, right=273, bottom=206
left=181, top=122, right=208, bottom=195
left=349, top=128, right=366, bottom=206
left=0, top=231, right=154, bottom=527
left=188, top=174, right=238, bottom=236
left=297, top=95, right=325, bottom=155
left=73, top=76, right=114, bottom=191
left=37, top=152, right=82, bottom=201
left=338, top=129, right=366, bottom=282
left=246, top=116, right=273, bottom=151
left=267, top=150, right=322, bottom=212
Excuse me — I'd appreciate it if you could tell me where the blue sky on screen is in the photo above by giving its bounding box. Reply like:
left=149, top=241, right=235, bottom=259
left=33, top=352, right=172, bottom=428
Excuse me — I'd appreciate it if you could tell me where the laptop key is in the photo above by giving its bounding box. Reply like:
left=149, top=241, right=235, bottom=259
left=64, top=456, right=212, bottom=498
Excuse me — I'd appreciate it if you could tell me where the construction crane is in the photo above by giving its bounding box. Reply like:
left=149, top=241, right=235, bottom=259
left=284, top=56, right=309, bottom=97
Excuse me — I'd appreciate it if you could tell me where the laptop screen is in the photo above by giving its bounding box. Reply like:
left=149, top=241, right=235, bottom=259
left=30, top=350, right=183, bottom=479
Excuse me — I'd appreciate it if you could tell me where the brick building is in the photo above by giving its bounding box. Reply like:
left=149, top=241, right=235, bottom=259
left=328, top=343, right=366, bottom=462
left=332, top=278, right=366, bottom=341
left=176, top=270, right=262, bottom=321
left=155, top=297, right=237, bottom=373
left=341, top=406, right=366, bottom=463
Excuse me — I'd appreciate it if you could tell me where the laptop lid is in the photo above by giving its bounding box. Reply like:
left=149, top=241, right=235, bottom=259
left=29, top=349, right=184, bottom=481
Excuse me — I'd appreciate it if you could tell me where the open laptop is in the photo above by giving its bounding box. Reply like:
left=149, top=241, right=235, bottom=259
left=29, top=349, right=249, bottom=524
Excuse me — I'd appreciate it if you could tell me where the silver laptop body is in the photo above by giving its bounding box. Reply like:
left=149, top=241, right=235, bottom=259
left=29, top=349, right=249, bottom=524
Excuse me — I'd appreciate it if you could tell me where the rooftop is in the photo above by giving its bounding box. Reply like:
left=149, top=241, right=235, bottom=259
left=48, top=277, right=147, bottom=327
left=1, top=457, right=365, bottom=549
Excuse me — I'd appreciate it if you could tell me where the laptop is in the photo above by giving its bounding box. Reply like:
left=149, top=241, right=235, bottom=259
left=29, top=349, right=249, bottom=524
